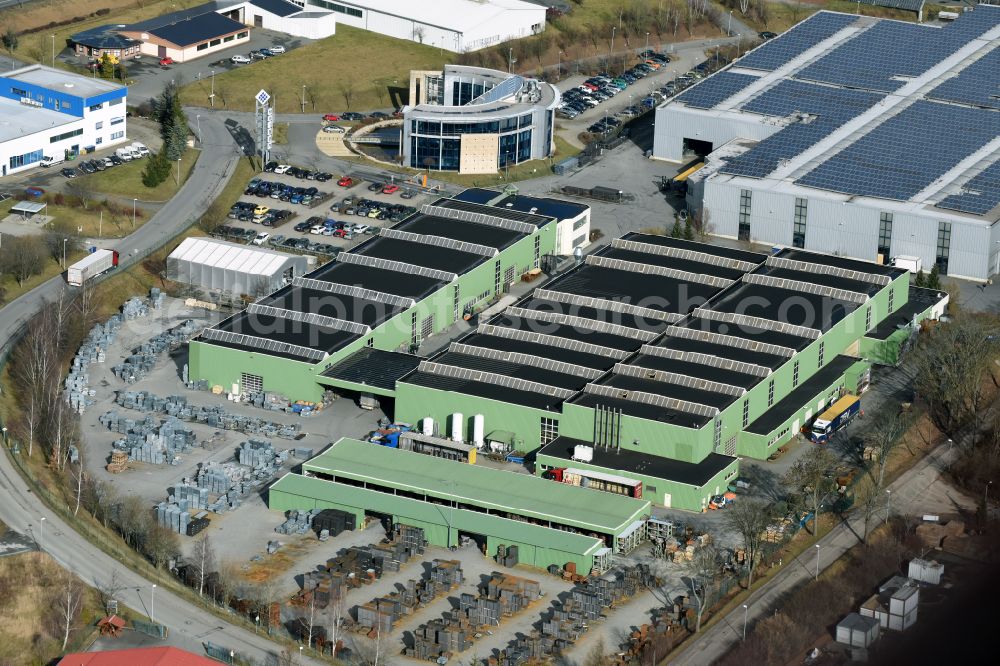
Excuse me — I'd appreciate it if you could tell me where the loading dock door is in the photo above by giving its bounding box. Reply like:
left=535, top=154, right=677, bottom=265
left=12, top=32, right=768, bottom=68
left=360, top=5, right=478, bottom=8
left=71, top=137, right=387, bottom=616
left=254, top=14, right=263, bottom=27
left=663, top=493, right=671, bottom=508
left=157, top=45, right=166, bottom=58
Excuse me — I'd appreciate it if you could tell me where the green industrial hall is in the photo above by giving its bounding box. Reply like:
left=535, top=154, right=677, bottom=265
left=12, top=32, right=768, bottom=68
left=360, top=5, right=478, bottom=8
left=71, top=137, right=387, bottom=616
left=269, top=438, right=652, bottom=575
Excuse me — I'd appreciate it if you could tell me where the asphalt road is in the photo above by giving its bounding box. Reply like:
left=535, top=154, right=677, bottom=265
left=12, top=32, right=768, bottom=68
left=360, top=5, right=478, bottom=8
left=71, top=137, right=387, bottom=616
left=668, top=439, right=971, bottom=665
left=0, top=114, right=318, bottom=663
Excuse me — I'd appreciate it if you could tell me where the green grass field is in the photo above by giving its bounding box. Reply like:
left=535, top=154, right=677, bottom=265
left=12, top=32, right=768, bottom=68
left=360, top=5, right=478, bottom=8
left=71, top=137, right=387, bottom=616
left=179, top=25, right=446, bottom=113
left=80, top=150, right=198, bottom=202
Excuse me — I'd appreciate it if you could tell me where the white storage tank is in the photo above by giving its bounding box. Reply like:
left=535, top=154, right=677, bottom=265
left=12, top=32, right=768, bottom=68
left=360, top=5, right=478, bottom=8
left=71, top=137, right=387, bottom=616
left=472, top=414, right=485, bottom=448
left=421, top=417, right=434, bottom=437
left=573, top=445, right=594, bottom=462
left=451, top=412, right=464, bottom=442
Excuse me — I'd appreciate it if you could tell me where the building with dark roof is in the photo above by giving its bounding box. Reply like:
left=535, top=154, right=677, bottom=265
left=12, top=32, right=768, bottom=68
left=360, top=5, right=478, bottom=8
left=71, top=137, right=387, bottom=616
left=653, top=6, right=1000, bottom=281
left=68, top=25, right=142, bottom=60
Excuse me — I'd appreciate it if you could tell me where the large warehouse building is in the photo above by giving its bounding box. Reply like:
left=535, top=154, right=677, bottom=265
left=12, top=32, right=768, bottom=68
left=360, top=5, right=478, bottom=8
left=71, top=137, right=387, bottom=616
left=0, top=65, right=127, bottom=177
left=300, top=0, right=546, bottom=52
left=652, top=6, right=1000, bottom=281
left=403, top=66, right=560, bottom=173
left=166, top=237, right=310, bottom=297
left=270, top=438, right=651, bottom=574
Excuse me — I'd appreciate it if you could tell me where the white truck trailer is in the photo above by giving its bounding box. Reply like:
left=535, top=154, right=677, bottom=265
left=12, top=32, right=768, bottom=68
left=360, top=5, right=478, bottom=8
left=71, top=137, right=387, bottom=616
left=66, top=249, right=118, bottom=286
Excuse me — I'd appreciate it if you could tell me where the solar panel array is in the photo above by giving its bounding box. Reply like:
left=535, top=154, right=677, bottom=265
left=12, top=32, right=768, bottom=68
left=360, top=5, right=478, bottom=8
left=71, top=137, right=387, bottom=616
left=797, top=100, right=1000, bottom=201
left=796, top=7, right=1000, bottom=92
left=927, top=45, right=1000, bottom=111
left=721, top=81, right=884, bottom=178
left=937, top=158, right=1000, bottom=216
left=737, top=11, right=858, bottom=72
left=858, top=0, right=925, bottom=12
left=468, top=75, right=524, bottom=106
left=674, top=72, right=761, bottom=109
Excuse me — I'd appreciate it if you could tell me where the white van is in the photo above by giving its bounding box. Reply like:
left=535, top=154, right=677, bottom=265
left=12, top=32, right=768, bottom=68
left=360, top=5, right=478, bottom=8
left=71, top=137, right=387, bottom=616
left=130, top=142, right=150, bottom=157
left=115, top=147, right=135, bottom=161
left=39, top=155, right=63, bottom=167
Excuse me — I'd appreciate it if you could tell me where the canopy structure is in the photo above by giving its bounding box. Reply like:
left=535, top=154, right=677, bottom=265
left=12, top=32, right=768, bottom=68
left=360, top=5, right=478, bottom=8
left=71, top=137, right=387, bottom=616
left=166, top=237, right=308, bottom=296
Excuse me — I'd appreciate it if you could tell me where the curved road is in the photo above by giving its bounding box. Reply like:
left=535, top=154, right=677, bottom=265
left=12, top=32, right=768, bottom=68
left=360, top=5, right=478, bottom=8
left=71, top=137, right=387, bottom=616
left=0, top=114, right=323, bottom=664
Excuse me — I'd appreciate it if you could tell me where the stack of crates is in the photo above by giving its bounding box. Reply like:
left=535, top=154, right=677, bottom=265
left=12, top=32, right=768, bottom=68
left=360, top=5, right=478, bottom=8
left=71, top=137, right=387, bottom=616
left=312, top=509, right=356, bottom=538
left=496, top=544, right=519, bottom=567
left=394, top=524, right=426, bottom=554
left=186, top=511, right=210, bottom=536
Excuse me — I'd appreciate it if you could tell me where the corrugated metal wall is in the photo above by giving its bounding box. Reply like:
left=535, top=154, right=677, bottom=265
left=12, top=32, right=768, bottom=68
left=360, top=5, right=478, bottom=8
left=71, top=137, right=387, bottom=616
left=653, top=106, right=780, bottom=162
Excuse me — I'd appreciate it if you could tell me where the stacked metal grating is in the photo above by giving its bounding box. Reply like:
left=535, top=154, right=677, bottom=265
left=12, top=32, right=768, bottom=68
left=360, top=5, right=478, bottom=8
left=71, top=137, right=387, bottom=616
left=155, top=502, right=191, bottom=534
left=111, top=319, right=200, bottom=384
left=496, top=544, right=520, bottom=567
left=407, top=615, right=476, bottom=661
left=65, top=314, right=125, bottom=414
left=171, top=483, right=209, bottom=510
left=100, top=411, right=196, bottom=464
left=121, top=296, right=149, bottom=320
left=150, top=287, right=165, bottom=309
left=311, top=508, right=357, bottom=538
left=113, top=390, right=302, bottom=439
left=238, top=439, right=290, bottom=469
left=275, top=509, right=320, bottom=535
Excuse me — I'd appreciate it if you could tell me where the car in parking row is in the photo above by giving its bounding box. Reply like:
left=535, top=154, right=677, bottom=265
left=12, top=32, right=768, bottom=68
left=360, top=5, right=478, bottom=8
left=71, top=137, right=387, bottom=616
left=263, top=162, right=333, bottom=181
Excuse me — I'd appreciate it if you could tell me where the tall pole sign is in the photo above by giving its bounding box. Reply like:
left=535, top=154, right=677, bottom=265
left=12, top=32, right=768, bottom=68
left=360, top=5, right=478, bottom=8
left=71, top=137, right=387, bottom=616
left=255, top=89, right=273, bottom=164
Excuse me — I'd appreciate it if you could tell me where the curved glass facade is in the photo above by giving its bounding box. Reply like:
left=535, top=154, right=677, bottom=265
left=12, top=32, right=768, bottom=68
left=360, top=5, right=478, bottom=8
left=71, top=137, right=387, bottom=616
left=409, top=113, right=537, bottom=170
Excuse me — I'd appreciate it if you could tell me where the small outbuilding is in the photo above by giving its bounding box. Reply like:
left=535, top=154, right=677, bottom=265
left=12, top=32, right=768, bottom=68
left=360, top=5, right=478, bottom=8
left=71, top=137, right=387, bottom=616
left=10, top=201, right=47, bottom=219
left=860, top=575, right=920, bottom=631
left=908, top=558, right=944, bottom=585
left=166, top=237, right=308, bottom=296
left=836, top=612, right=880, bottom=648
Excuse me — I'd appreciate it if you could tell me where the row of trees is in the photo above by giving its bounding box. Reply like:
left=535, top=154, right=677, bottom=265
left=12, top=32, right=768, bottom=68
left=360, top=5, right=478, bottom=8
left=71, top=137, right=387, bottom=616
left=0, top=232, right=83, bottom=288
left=143, top=83, right=189, bottom=187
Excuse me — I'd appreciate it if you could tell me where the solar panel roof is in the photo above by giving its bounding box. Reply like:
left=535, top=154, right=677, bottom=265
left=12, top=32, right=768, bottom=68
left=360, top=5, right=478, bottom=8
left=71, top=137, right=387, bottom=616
left=674, top=72, right=761, bottom=110
left=707, top=282, right=855, bottom=332
left=545, top=264, right=720, bottom=314
left=433, top=198, right=552, bottom=227
left=431, top=351, right=589, bottom=391
left=262, top=286, right=403, bottom=329
left=320, top=348, right=422, bottom=391
left=459, top=332, right=617, bottom=370
left=216, top=310, right=359, bottom=355
left=796, top=100, right=1000, bottom=201
left=303, top=261, right=445, bottom=299
left=858, top=0, right=924, bottom=11
left=352, top=236, right=486, bottom=274
left=927, top=44, right=1000, bottom=111
left=722, top=81, right=885, bottom=179
left=655, top=335, right=788, bottom=370
left=395, top=212, right=525, bottom=249
left=490, top=313, right=643, bottom=352
left=127, top=10, right=244, bottom=47
left=596, top=374, right=737, bottom=410
left=676, top=315, right=814, bottom=351
left=626, top=354, right=763, bottom=389
left=737, top=11, right=859, bottom=72
left=602, top=247, right=749, bottom=282
left=517, top=296, right=672, bottom=334
left=621, top=233, right=768, bottom=264
left=936, top=157, right=1000, bottom=216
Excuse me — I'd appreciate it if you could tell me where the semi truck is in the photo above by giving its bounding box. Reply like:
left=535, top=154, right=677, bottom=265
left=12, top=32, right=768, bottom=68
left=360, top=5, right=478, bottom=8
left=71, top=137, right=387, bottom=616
left=809, top=395, right=861, bottom=443
left=66, top=249, right=119, bottom=286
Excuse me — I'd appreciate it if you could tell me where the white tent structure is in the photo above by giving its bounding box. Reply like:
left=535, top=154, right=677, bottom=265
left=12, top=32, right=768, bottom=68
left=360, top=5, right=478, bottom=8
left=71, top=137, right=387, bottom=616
left=167, top=237, right=308, bottom=296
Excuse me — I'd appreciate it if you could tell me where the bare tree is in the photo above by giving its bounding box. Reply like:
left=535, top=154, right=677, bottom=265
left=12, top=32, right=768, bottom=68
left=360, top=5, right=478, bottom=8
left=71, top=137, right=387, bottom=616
left=65, top=178, right=96, bottom=210
left=338, top=81, right=355, bottom=110
left=145, top=522, right=180, bottom=570
left=328, top=589, right=346, bottom=657
left=0, top=235, right=47, bottom=286
left=784, top=446, right=838, bottom=539
left=866, top=411, right=908, bottom=489
left=860, top=482, right=883, bottom=545
left=683, top=544, right=723, bottom=632
left=412, top=26, right=426, bottom=43
left=96, top=569, right=126, bottom=614
left=68, top=456, right=85, bottom=516
left=49, top=570, right=84, bottom=650
left=191, top=534, right=216, bottom=596
left=723, top=498, right=770, bottom=588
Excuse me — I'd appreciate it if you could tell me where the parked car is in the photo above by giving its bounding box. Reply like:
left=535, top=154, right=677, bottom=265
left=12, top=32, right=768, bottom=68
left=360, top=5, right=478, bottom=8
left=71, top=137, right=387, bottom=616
left=273, top=164, right=291, bottom=174
left=61, top=167, right=77, bottom=178
left=382, top=184, right=399, bottom=195
left=131, top=142, right=150, bottom=157
left=159, top=57, right=174, bottom=66
left=79, top=161, right=96, bottom=174
left=352, top=224, right=371, bottom=235
left=231, top=54, right=251, bottom=64
left=341, top=112, right=364, bottom=121
left=323, top=125, right=345, bottom=134
left=252, top=232, right=270, bottom=245
left=323, top=113, right=341, bottom=121
left=264, top=161, right=278, bottom=172
left=367, top=182, right=383, bottom=192
left=759, top=31, right=777, bottom=40
left=400, top=189, right=416, bottom=199
left=269, top=45, right=286, bottom=54
left=253, top=205, right=270, bottom=216
left=369, top=111, right=389, bottom=119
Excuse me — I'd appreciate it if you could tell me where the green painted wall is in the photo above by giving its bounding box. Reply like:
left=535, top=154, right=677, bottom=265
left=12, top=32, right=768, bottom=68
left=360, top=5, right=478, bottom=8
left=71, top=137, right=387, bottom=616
left=533, top=453, right=739, bottom=511
left=268, top=474, right=604, bottom=574
left=188, top=340, right=326, bottom=402
left=393, top=380, right=555, bottom=448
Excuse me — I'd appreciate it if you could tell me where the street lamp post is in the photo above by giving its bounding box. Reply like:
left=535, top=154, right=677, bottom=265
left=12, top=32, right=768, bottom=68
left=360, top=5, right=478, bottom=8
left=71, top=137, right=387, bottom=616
left=728, top=11, right=733, bottom=37
left=51, top=34, right=55, bottom=67
left=255, top=614, right=260, bottom=634
left=742, top=604, right=749, bottom=641
left=176, top=158, right=181, bottom=186
left=508, top=47, right=513, bottom=74
left=885, top=489, right=891, bottom=524
left=301, top=84, right=306, bottom=114
left=151, top=584, right=156, bottom=622
left=62, top=237, right=67, bottom=267
left=196, top=114, right=201, bottom=144
left=132, top=198, right=137, bottom=227
left=557, top=50, right=562, bottom=79
left=40, top=516, right=46, bottom=550
left=987, top=480, right=994, bottom=506
left=645, top=32, right=650, bottom=55
left=814, top=544, right=820, bottom=580
left=1, top=427, right=7, bottom=447
left=611, top=27, right=616, bottom=59
left=210, top=70, right=215, bottom=108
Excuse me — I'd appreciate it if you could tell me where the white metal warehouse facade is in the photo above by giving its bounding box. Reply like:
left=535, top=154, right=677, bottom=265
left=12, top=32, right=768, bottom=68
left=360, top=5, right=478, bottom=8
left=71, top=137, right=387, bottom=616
left=166, top=237, right=309, bottom=296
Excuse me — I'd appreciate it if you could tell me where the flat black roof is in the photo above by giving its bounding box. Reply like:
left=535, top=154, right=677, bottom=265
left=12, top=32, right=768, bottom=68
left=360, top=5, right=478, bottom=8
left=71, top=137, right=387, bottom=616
left=400, top=371, right=565, bottom=411
left=320, top=348, right=421, bottom=391
left=431, top=351, right=589, bottom=391
left=214, top=310, right=359, bottom=356
left=707, top=282, right=856, bottom=332
left=568, top=392, right=713, bottom=429
left=678, top=315, right=814, bottom=351
left=627, top=354, right=764, bottom=390
left=306, top=261, right=446, bottom=300
left=453, top=188, right=589, bottom=222
left=777, top=248, right=905, bottom=278
left=434, top=197, right=553, bottom=228
left=352, top=236, right=484, bottom=275
left=757, top=265, right=881, bottom=297
left=595, top=374, right=737, bottom=410
left=490, top=313, right=643, bottom=352
left=395, top=213, right=524, bottom=250
left=517, top=296, right=672, bottom=334
left=745, top=355, right=858, bottom=435
left=263, top=286, right=403, bottom=329
left=655, top=336, right=789, bottom=370
left=547, top=264, right=720, bottom=313
left=602, top=247, right=749, bottom=282
left=540, top=437, right=737, bottom=487
left=459, top=333, right=618, bottom=370
left=128, top=9, right=244, bottom=47
left=622, top=233, right=768, bottom=265
left=867, top=286, right=946, bottom=341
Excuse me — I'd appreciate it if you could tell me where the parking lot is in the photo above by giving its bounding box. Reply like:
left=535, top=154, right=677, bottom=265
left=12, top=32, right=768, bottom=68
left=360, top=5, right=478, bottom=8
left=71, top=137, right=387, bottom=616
left=213, top=163, right=435, bottom=258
